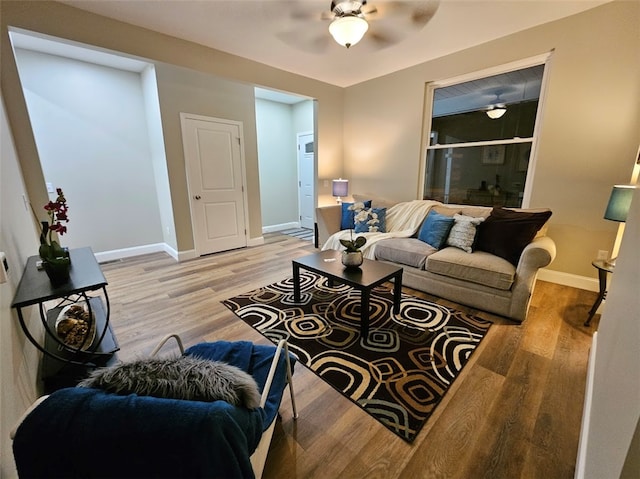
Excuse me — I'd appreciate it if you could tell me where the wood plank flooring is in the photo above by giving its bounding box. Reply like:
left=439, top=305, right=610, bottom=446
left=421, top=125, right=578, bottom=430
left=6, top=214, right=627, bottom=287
left=100, top=233, right=599, bottom=479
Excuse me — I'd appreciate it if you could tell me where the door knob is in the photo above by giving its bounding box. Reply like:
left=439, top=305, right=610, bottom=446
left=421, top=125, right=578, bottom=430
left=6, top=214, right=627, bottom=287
left=194, top=195, right=201, bottom=200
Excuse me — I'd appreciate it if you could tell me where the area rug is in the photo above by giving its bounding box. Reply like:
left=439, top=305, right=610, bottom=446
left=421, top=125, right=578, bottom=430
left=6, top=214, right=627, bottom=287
left=222, top=271, right=492, bottom=442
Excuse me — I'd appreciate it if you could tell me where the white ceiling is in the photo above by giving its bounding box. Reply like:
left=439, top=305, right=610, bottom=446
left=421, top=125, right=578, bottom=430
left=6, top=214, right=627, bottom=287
left=55, top=0, right=611, bottom=88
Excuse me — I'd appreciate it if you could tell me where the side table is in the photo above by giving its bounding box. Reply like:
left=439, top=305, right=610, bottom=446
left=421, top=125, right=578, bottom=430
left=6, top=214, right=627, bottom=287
left=11, top=247, right=119, bottom=392
left=584, top=259, right=614, bottom=326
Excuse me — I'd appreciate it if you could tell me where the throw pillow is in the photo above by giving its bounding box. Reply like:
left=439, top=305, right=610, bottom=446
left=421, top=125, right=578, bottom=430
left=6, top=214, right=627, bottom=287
left=476, top=207, right=552, bottom=265
left=78, top=356, right=261, bottom=409
left=354, top=207, right=387, bottom=233
left=446, top=214, right=485, bottom=253
left=340, top=200, right=372, bottom=230
left=418, top=210, right=455, bottom=249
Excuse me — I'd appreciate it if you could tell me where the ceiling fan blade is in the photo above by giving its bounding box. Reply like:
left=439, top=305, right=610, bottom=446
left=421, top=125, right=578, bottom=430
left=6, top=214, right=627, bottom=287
left=289, top=1, right=332, bottom=21
left=320, top=10, right=335, bottom=20
left=411, top=2, right=439, bottom=27
left=370, top=1, right=438, bottom=26
left=367, top=28, right=398, bottom=48
left=362, top=5, right=378, bottom=16
left=276, top=30, right=331, bottom=54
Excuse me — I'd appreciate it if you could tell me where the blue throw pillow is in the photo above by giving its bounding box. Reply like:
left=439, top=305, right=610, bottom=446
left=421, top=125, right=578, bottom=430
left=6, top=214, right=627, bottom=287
left=354, top=208, right=387, bottom=233
left=418, top=210, right=455, bottom=249
left=340, top=200, right=372, bottom=230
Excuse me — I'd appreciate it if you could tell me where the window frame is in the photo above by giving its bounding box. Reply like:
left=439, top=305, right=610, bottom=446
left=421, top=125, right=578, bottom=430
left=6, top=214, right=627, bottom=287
left=418, top=52, right=553, bottom=208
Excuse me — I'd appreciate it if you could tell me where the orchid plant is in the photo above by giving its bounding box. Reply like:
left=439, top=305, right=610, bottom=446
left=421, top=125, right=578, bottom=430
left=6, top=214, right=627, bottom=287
left=37, top=188, right=70, bottom=263
left=339, top=202, right=370, bottom=252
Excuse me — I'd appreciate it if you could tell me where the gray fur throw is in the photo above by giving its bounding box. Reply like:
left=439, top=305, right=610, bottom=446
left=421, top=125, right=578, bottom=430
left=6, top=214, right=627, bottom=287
left=78, top=356, right=261, bottom=409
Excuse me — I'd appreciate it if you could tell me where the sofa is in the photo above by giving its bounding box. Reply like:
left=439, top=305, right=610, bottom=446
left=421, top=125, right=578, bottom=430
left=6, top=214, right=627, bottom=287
left=316, top=196, right=556, bottom=322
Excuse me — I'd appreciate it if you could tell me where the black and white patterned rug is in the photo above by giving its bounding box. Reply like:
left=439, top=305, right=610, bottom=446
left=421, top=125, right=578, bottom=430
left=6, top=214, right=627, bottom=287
left=222, top=271, right=492, bottom=442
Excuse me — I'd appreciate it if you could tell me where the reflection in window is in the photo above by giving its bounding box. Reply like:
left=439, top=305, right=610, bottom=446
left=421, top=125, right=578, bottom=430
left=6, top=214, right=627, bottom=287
left=424, top=63, right=545, bottom=207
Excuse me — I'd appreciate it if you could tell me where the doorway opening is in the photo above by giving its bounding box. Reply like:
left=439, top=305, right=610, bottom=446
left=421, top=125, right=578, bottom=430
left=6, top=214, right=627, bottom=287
left=255, top=88, right=317, bottom=242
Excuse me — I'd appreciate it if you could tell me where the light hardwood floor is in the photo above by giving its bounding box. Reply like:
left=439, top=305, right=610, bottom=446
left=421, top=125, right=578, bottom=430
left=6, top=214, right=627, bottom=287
left=100, top=233, right=599, bottom=479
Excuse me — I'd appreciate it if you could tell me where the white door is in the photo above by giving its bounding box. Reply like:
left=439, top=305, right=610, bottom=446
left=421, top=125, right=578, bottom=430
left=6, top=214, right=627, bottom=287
left=181, top=113, right=247, bottom=256
left=297, top=133, right=315, bottom=229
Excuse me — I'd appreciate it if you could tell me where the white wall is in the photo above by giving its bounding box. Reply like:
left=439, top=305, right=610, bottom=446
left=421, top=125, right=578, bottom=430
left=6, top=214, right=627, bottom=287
left=255, top=98, right=300, bottom=228
left=292, top=100, right=314, bottom=137
left=13, top=48, right=164, bottom=255
left=0, top=92, right=41, bottom=478
left=578, top=185, right=640, bottom=478
left=141, top=65, right=176, bottom=251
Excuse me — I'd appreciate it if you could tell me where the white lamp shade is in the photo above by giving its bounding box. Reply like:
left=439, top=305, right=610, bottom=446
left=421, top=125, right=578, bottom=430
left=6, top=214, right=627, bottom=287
left=329, top=16, right=369, bottom=48
left=486, top=107, right=507, bottom=119
left=332, top=178, right=349, bottom=197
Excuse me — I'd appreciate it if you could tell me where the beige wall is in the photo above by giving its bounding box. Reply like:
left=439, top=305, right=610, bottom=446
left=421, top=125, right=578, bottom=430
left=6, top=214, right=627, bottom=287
left=0, top=0, right=344, bottom=252
left=1, top=0, right=637, bottom=274
left=154, top=63, right=261, bottom=250
left=343, top=0, right=640, bottom=279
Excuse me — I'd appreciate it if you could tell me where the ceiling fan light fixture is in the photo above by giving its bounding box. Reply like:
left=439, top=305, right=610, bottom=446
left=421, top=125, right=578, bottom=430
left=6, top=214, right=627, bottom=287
left=329, top=15, right=369, bottom=48
left=486, top=105, right=507, bottom=119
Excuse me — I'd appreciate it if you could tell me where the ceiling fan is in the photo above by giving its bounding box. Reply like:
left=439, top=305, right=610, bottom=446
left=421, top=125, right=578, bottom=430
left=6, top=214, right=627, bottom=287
left=282, top=1, right=438, bottom=52
left=326, top=1, right=375, bottom=48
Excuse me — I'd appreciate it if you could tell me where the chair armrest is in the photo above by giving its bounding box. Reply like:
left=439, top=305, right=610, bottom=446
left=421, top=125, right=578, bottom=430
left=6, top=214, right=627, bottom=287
left=150, top=333, right=185, bottom=357
left=259, top=339, right=297, bottom=419
left=10, top=395, right=49, bottom=440
left=316, top=205, right=342, bottom=247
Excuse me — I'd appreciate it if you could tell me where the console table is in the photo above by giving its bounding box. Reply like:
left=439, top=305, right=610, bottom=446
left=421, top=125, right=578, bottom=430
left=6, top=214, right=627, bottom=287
left=11, top=247, right=119, bottom=392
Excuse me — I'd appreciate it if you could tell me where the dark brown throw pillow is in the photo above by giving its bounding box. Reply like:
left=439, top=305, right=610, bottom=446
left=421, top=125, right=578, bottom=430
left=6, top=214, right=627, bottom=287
left=475, top=207, right=552, bottom=266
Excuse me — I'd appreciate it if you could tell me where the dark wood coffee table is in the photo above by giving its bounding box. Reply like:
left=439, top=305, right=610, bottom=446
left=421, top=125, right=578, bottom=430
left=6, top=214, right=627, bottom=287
left=292, top=249, right=403, bottom=337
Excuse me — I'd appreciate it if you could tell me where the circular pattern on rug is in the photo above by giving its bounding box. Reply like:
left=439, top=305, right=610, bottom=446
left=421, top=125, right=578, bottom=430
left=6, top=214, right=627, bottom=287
left=222, top=270, right=492, bottom=443
left=329, top=292, right=390, bottom=331
left=235, top=303, right=284, bottom=331
left=285, top=314, right=332, bottom=339
left=310, top=350, right=378, bottom=401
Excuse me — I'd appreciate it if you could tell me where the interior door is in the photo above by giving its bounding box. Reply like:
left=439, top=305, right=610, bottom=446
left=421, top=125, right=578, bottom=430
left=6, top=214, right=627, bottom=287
left=298, top=133, right=315, bottom=229
left=181, top=113, right=247, bottom=256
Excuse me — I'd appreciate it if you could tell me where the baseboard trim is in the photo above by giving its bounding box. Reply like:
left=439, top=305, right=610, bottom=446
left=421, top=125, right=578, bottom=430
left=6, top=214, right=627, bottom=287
left=575, top=331, right=598, bottom=479
left=538, top=268, right=598, bottom=292
left=247, top=236, right=265, bottom=247
left=262, top=222, right=300, bottom=234
left=176, top=249, right=197, bottom=262
left=94, top=243, right=170, bottom=263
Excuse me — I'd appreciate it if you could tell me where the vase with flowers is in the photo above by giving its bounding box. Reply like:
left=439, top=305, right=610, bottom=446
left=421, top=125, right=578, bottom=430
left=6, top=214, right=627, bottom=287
left=37, top=188, right=71, bottom=285
left=339, top=203, right=368, bottom=268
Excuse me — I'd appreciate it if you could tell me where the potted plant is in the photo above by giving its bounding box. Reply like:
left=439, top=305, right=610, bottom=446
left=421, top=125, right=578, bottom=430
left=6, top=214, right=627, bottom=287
left=339, top=203, right=368, bottom=268
left=37, top=188, right=71, bottom=285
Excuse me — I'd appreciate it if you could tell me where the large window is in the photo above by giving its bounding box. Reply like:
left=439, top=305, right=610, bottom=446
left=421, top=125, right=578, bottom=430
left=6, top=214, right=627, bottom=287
left=423, top=61, right=547, bottom=207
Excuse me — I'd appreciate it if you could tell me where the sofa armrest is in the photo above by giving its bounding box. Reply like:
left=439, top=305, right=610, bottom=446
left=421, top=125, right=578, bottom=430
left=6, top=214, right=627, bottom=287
left=316, top=205, right=342, bottom=247
left=509, top=236, right=557, bottom=321
left=517, top=236, right=556, bottom=272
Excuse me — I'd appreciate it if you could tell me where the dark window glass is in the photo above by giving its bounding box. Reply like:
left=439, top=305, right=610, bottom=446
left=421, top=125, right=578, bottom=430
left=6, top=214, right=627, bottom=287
left=424, top=64, right=544, bottom=207
left=424, top=143, right=532, bottom=207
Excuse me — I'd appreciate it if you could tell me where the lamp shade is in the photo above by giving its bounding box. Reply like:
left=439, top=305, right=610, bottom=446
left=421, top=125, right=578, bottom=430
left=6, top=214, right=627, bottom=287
left=604, top=185, right=635, bottom=222
left=329, top=15, right=368, bottom=48
left=332, top=178, right=349, bottom=197
left=486, top=106, right=507, bottom=119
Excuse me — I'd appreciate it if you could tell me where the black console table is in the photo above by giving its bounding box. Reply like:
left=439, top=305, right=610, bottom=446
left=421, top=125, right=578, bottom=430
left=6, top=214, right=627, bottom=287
left=11, top=247, right=119, bottom=392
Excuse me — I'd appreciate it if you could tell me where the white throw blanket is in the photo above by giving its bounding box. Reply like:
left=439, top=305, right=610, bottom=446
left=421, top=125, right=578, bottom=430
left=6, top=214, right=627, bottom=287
left=322, top=200, right=439, bottom=259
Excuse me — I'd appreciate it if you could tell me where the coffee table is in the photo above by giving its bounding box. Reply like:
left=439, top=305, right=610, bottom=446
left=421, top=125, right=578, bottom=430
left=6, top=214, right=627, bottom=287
left=292, top=249, right=403, bottom=337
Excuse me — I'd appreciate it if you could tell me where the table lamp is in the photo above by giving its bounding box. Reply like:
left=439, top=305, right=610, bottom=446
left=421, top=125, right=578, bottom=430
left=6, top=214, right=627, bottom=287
left=332, top=178, right=349, bottom=204
left=603, top=184, right=636, bottom=266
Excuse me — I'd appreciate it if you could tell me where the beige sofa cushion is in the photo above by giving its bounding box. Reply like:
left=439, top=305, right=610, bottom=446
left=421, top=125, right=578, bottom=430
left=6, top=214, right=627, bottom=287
left=375, top=238, right=437, bottom=269
left=426, top=247, right=515, bottom=290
